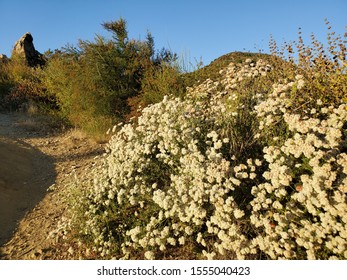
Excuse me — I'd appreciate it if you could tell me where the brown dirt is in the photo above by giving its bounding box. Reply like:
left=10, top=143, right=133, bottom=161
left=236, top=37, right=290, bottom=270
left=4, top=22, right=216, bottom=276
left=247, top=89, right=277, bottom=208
left=0, top=112, right=104, bottom=259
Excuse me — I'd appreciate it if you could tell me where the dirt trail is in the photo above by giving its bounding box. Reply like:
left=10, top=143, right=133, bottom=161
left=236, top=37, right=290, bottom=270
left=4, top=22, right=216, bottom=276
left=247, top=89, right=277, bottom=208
left=0, top=112, right=103, bottom=259
left=0, top=138, right=55, bottom=246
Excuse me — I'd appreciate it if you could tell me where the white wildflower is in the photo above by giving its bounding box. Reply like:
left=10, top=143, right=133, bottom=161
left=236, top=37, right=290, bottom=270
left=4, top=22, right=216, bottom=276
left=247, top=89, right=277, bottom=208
left=144, top=251, right=155, bottom=260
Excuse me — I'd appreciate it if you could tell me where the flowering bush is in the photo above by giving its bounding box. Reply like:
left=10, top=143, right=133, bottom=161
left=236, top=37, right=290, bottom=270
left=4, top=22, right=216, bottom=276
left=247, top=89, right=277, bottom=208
left=53, top=48, right=347, bottom=260
left=69, top=89, right=254, bottom=259
left=251, top=93, right=347, bottom=259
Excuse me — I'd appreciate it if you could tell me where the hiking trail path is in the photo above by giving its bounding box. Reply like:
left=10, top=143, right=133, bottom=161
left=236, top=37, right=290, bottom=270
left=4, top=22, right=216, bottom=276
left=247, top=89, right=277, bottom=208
left=0, top=112, right=103, bottom=259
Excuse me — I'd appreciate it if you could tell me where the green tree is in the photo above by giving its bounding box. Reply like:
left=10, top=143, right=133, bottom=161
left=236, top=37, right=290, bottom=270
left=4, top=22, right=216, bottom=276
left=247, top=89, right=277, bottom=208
left=43, top=18, right=177, bottom=138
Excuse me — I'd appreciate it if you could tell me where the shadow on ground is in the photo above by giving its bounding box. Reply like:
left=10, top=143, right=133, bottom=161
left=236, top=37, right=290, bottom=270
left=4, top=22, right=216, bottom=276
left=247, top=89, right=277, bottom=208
left=0, top=137, right=56, bottom=246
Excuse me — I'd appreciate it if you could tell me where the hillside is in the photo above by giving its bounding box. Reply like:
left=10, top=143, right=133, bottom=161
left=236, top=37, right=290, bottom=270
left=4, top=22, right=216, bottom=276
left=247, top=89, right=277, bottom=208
left=183, top=52, right=272, bottom=86
left=0, top=32, right=346, bottom=260
left=38, top=50, right=346, bottom=260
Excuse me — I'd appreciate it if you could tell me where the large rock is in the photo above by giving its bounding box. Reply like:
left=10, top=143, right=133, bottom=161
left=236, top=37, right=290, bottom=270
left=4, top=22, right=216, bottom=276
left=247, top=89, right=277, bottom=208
left=12, top=32, right=45, bottom=67
left=0, top=54, right=9, bottom=63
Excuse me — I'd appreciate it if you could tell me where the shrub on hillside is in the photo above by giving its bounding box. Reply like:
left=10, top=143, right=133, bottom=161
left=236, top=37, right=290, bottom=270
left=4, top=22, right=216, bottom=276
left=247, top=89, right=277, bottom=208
left=0, top=56, right=55, bottom=112
left=269, top=19, right=347, bottom=106
left=140, top=63, right=186, bottom=106
left=43, top=18, right=177, bottom=138
left=51, top=26, right=347, bottom=260
left=0, top=61, right=13, bottom=109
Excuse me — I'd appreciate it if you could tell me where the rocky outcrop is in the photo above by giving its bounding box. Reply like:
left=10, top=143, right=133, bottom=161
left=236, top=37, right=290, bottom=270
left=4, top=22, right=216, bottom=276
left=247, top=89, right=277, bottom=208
left=0, top=54, right=9, bottom=63
left=12, top=32, right=45, bottom=67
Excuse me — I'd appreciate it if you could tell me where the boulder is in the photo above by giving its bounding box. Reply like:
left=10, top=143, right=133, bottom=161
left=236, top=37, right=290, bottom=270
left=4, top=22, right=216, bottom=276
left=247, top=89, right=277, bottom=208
left=0, top=54, right=9, bottom=63
left=12, top=32, right=45, bottom=67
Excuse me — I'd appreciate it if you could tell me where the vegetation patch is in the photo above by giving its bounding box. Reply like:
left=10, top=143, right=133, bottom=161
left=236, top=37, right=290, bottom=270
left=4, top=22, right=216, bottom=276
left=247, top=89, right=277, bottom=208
left=1, top=18, right=346, bottom=260
left=49, top=21, right=347, bottom=259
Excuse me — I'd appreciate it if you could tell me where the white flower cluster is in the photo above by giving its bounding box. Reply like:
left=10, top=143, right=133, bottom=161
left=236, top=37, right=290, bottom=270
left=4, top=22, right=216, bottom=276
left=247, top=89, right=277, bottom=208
left=59, top=58, right=347, bottom=260
left=79, top=91, right=257, bottom=259
left=254, top=74, right=306, bottom=130
left=187, top=58, right=272, bottom=101
left=251, top=97, right=347, bottom=259
left=220, top=59, right=272, bottom=90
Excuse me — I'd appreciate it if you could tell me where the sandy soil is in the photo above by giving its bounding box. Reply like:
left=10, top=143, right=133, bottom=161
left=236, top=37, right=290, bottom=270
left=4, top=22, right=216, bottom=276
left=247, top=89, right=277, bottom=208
left=0, top=112, right=103, bottom=259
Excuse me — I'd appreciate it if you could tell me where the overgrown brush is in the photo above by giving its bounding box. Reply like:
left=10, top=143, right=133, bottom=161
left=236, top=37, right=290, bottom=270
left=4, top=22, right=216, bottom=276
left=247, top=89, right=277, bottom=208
left=42, top=18, right=178, bottom=139
left=50, top=24, right=347, bottom=260
left=0, top=61, right=13, bottom=109
left=0, top=55, right=56, bottom=112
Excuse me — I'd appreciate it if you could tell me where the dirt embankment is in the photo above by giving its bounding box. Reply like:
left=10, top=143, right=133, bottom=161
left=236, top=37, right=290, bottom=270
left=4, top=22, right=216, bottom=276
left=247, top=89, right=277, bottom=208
left=0, top=113, right=103, bottom=259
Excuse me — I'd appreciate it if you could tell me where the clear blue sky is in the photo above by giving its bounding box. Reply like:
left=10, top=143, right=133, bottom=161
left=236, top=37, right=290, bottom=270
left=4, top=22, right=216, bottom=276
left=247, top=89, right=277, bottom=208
left=1, top=0, right=346, bottom=66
